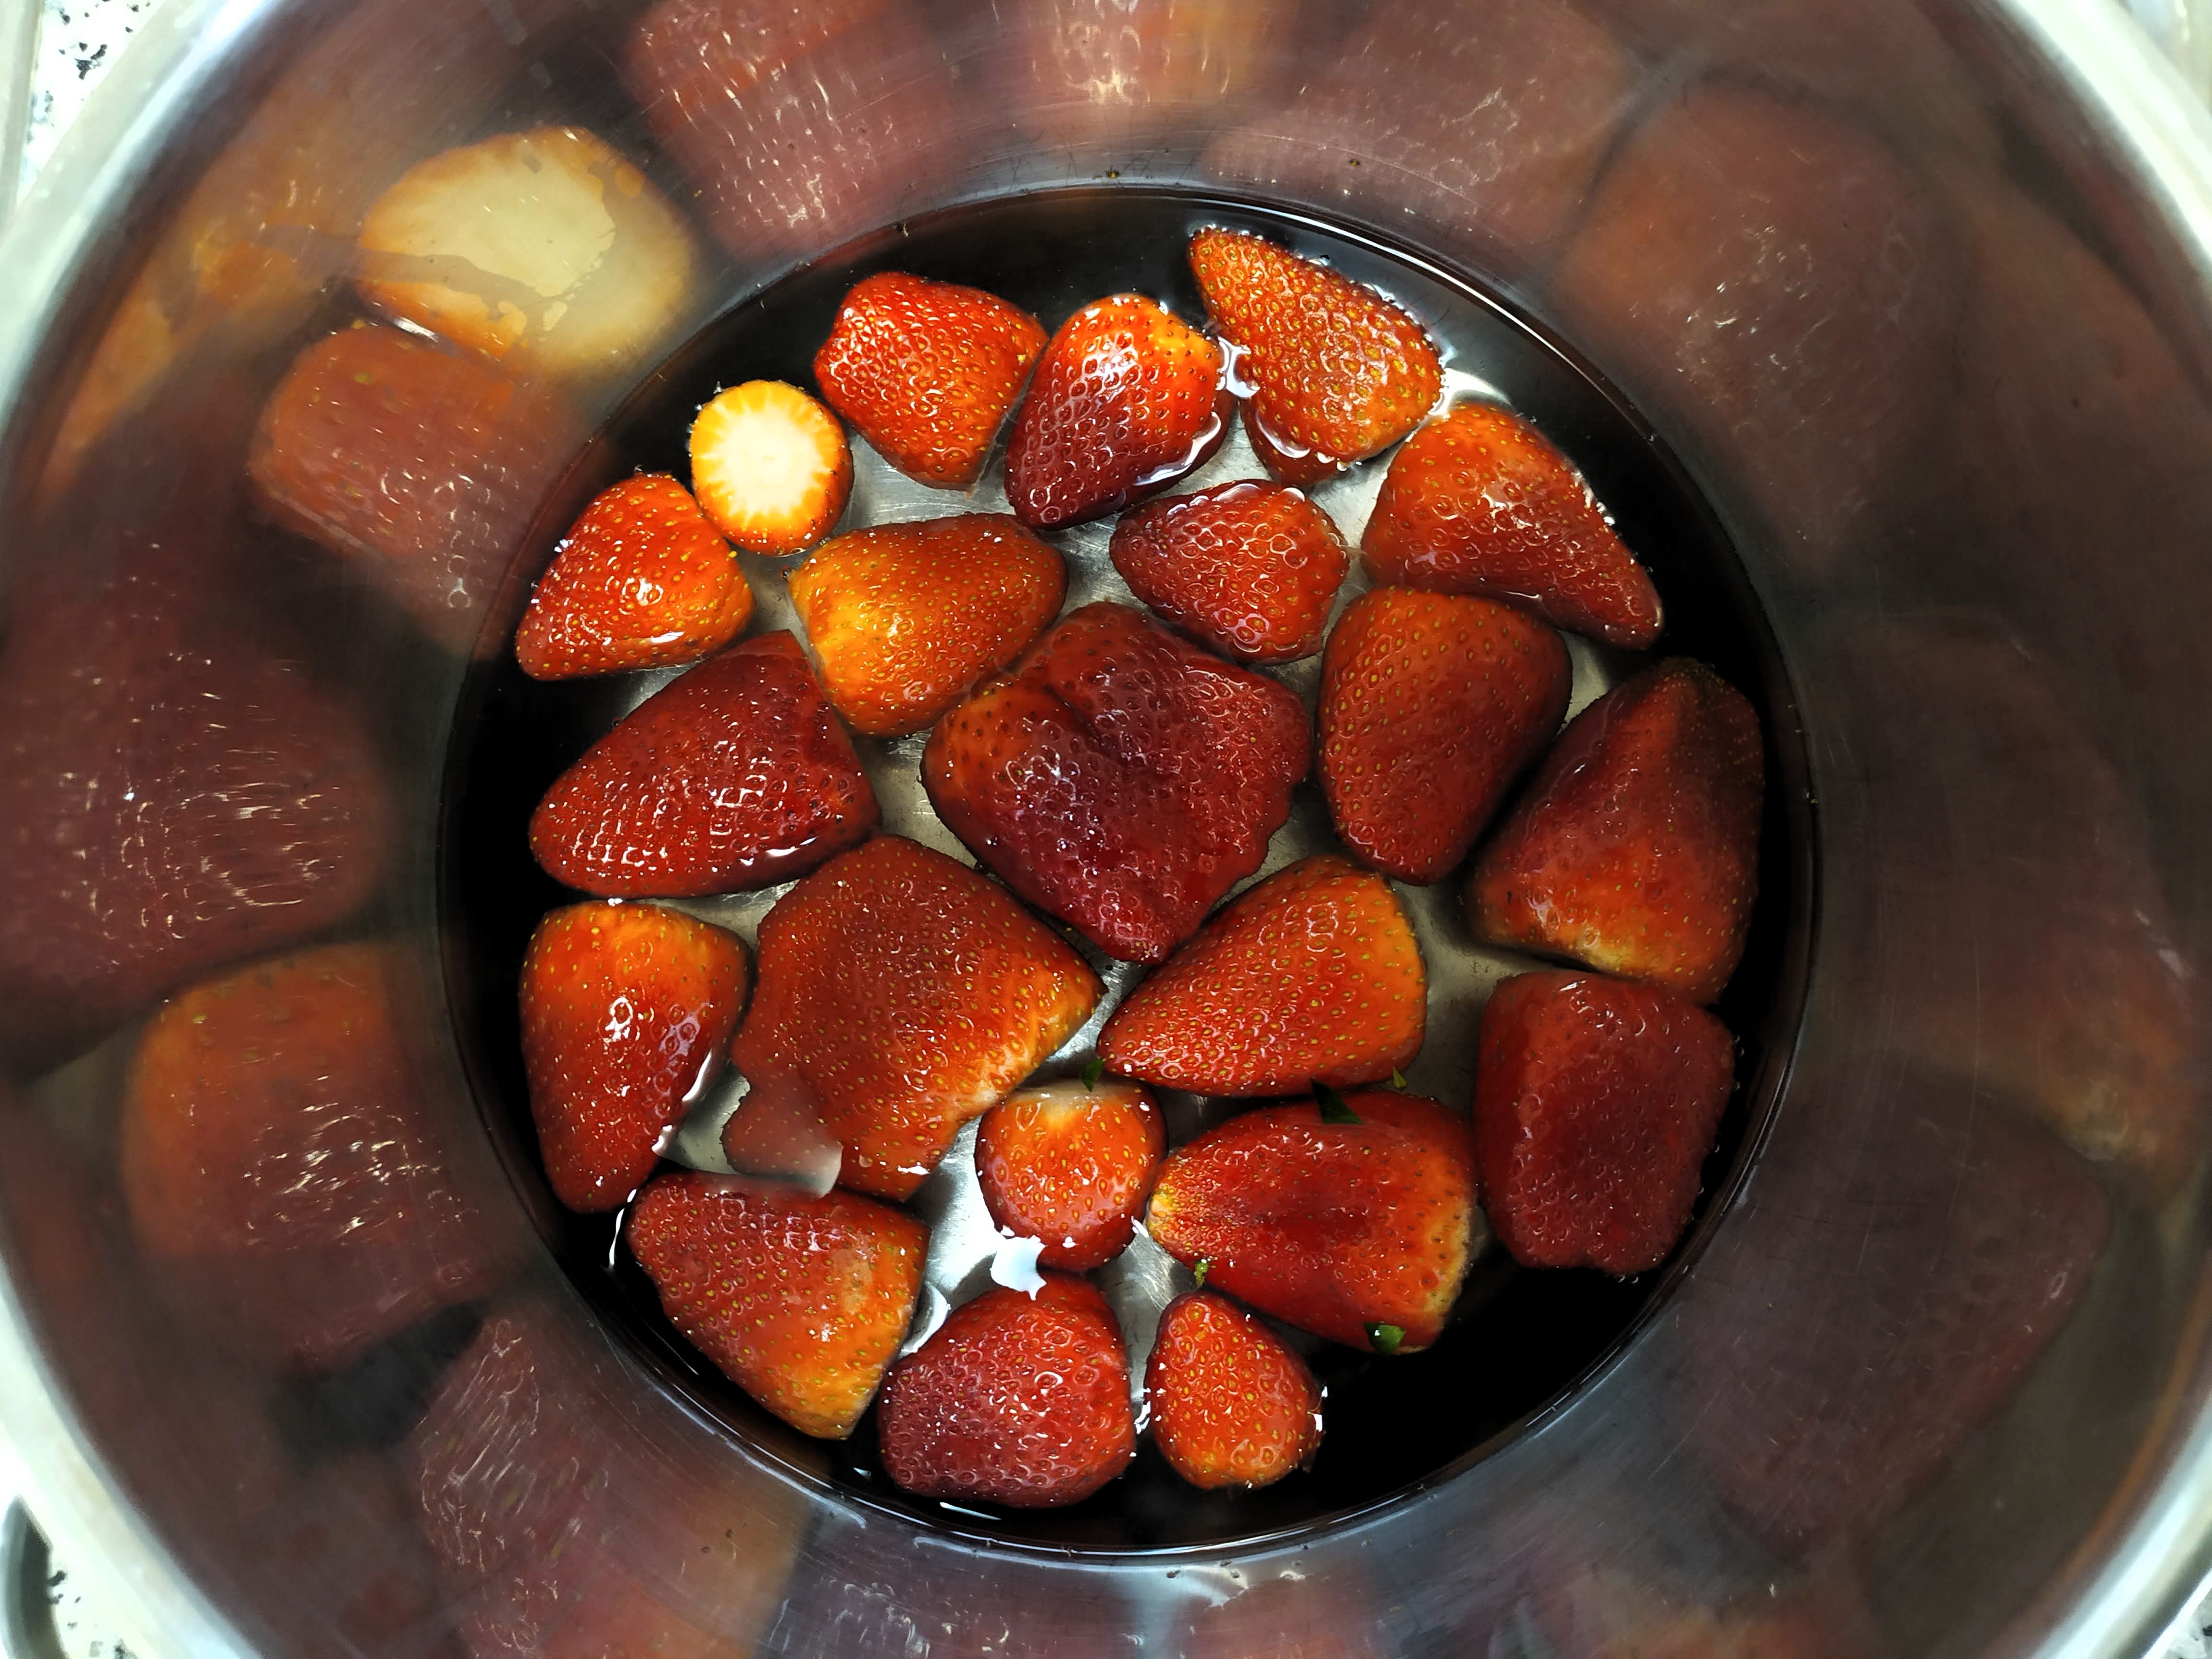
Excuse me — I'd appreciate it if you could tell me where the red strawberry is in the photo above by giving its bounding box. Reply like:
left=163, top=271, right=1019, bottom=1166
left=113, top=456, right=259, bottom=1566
left=515, top=474, right=754, bottom=680
left=1144, top=1091, right=1476, bottom=1352
left=1098, top=855, right=1425, bottom=1096
left=727, top=835, right=1100, bottom=1200
left=689, top=379, right=853, bottom=556
left=974, top=1078, right=1165, bottom=1271
left=1318, top=588, right=1570, bottom=884
left=1144, top=1291, right=1323, bottom=1490
left=1108, top=480, right=1349, bottom=663
left=923, top=602, right=1309, bottom=962
left=626, top=1169, right=927, bottom=1438
left=813, top=271, right=1049, bottom=488
left=528, top=630, right=878, bottom=897
left=876, top=1274, right=1136, bottom=1507
left=1362, top=403, right=1663, bottom=649
left=787, top=513, right=1066, bottom=737
left=1472, top=971, right=1734, bottom=1273
left=1466, top=658, right=1763, bottom=1004
left=1003, top=294, right=1229, bottom=529
left=1187, top=227, right=1442, bottom=485
left=518, top=902, right=749, bottom=1212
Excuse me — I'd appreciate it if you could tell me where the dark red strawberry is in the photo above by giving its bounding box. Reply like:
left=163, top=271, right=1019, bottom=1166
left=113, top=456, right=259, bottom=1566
left=1145, top=1291, right=1323, bottom=1490
left=813, top=271, right=1049, bottom=488
left=1467, top=658, right=1763, bottom=1003
left=528, top=630, right=878, bottom=897
left=974, top=1078, right=1165, bottom=1270
left=876, top=1274, right=1137, bottom=1507
left=1145, top=1091, right=1477, bottom=1352
left=1108, top=480, right=1348, bottom=663
left=1003, top=294, right=1229, bottom=529
left=1362, top=402, right=1663, bottom=648
left=1318, top=587, right=1570, bottom=883
left=923, top=602, right=1310, bottom=962
left=1473, top=970, right=1734, bottom=1274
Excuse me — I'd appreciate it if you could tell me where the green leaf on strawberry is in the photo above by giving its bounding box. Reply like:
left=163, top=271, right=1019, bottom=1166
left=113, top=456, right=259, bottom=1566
left=1366, top=1322, right=1405, bottom=1355
left=1316, top=1082, right=1362, bottom=1125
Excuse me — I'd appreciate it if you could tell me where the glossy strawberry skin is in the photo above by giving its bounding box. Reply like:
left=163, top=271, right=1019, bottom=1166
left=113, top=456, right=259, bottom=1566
left=813, top=271, right=1048, bottom=488
left=1473, top=971, right=1735, bottom=1274
left=1319, top=588, right=1571, bottom=884
left=974, top=1079, right=1166, bottom=1270
left=1362, top=403, right=1663, bottom=649
left=923, top=602, right=1310, bottom=963
left=877, top=1274, right=1136, bottom=1507
left=787, top=513, right=1066, bottom=738
left=1467, top=658, right=1763, bottom=1004
left=1145, top=1291, right=1323, bottom=1490
left=1145, top=1091, right=1477, bottom=1352
left=518, top=902, right=748, bottom=1212
left=1003, top=294, right=1229, bottom=529
left=1108, top=480, right=1348, bottom=663
left=627, top=1169, right=927, bottom=1439
left=529, top=631, right=879, bottom=898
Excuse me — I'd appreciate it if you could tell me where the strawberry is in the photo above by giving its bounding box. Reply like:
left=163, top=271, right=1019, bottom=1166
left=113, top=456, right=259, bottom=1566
left=923, top=602, right=1310, bottom=962
left=1318, top=588, right=1570, bottom=884
left=627, top=1169, right=927, bottom=1438
left=1003, top=294, right=1229, bottom=529
left=515, top=473, right=754, bottom=680
left=1187, top=227, right=1442, bottom=485
left=1466, top=658, right=1763, bottom=1004
left=528, top=630, right=879, bottom=897
left=1144, top=1291, right=1323, bottom=1490
left=973, top=1078, right=1165, bottom=1271
left=1361, top=403, right=1663, bottom=649
left=1144, top=1090, right=1476, bottom=1352
left=518, top=902, right=749, bottom=1212
left=813, top=271, right=1049, bottom=488
left=876, top=1274, right=1136, bottom=1507
left=1473, top=971, right=1734, bottom=1274
left=787, top=513, right=1066, bottom=738
left=689, top=379, right=852, bottom=555
left=1098, top=855, right=1425, bottom=1096
left=1107, top=480, right=1349, bottom=664
left=727, top=835, right=1100, bottom=1200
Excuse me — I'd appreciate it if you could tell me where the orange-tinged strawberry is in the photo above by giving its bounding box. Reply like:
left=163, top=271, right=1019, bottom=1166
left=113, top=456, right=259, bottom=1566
left=1145, top=1091, right=1477, bottom=1352
left=515, top=473, right=754, bottom=680
left=627, top=1169, right=927, bottom=1439
left=727, top=835, right=1101, bottom=1201
left=1319, top=588, right=1570, bottom=884
left=1362, top=403, right=1663, bottom=648
left=1003, top=294, right=1229, bottom=529
left=813, top=271, right=1048, bottom=488
left=974, top=1078, right=1165, bottom=1271
left=1098, top=855, right=1425, bottom=1096
left=689, top=379, right=852, bottom=555
left=1108, top=480, right=1348, bottom=664
left=787, top=513, right=1066, bottom=738
left=1188, top=227, right=1441, bottom=485
left=518, top=902, right=749, bottom=1212
left=1467, top=658, right=1763, bottom=1004
left=1145, top=1291, right=1323, bottom=1490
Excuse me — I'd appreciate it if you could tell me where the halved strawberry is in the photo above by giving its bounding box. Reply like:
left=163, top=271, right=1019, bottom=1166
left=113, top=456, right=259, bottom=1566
left=1003, top=294, right=1228, bottom=529
left=518, top=901, right=749, bottom=1212
left=1188, top=227, right=1441, bottom=485
left=1107, top=480, right=1348, bottom=664
left=973, top=1077, right=1165, bottom=1271
left=528, top=631, right=879, bottom=897
left=787, top=513, right=1065, bottom=737
left=813, top=271, right=1048, bottom=488
left=1098, top=855, right=1425, bottom=1096
left=1318, top=588, right=1570, bottom=884
left=690, top=379, right=852, bottom=555
left=1362, top=403, right=1663, bottom=649
left=876, top=1274, right=1136, bottom=1507
left=1144, top=1090, right=1476, bottom=1352
left=1145, top=1291, right=1323, bottom=1490
left=727, top=835, right=1100, bottom=1201
left=515, top=473, right=754, bottom=680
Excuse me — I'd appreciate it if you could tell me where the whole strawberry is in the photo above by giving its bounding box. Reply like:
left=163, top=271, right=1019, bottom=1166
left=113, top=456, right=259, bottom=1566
left=1108, top=480, right=1348, bottom=663
left=1146, top=1291, right=1323, bottom=1490
left=974, top=1078, right=1165, bottom=1271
